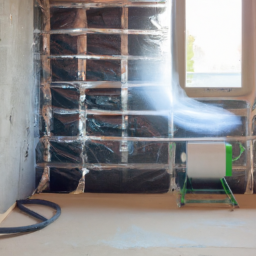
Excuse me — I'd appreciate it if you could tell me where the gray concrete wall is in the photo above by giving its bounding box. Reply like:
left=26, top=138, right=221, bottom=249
left=0, top=0, right=35, bottom=213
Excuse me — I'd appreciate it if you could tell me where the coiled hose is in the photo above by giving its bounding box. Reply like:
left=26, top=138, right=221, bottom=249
left=0, top=199, right=61, bottom=234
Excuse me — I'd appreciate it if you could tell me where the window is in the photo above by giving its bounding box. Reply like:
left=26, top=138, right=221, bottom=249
left=176, top=0, right=255, bottom=97
left=186, top=0, right=242, bottom=88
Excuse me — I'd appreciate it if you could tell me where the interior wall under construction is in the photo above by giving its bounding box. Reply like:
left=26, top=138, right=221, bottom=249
left=0, top=0, right=35, bottom=213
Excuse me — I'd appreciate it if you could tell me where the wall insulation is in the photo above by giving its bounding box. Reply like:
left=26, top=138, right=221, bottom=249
left=34, top=0, right=252, bottom=195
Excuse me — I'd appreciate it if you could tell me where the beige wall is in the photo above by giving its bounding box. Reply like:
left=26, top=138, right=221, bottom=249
left=0, top=0, right=35, bottom=213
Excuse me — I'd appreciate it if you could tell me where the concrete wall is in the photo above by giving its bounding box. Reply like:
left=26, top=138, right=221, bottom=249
left=0, top=0, right=35, bottom=213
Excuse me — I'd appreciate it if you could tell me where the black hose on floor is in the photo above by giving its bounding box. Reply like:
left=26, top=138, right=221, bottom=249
left=0, top=199, right=61, bottom=234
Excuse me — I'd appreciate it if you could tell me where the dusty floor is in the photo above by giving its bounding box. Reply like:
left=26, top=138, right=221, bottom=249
left=1, top=193, right=256, bottom=256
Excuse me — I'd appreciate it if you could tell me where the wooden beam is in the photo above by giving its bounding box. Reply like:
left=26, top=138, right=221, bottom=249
left=50, top=2, right=167, bottom=8
left=40, top=0, right=52, bottom=166
left=0, top=203, right=16, bottom=226
left=50, top=0, right=165, bottom=4
left=120, top=7, right=129, bottom=163
left=44, top=28, right=165, bottom=35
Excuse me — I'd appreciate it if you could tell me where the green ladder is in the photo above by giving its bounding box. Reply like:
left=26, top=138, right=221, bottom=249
left=178, top=176, right=239, bottom=208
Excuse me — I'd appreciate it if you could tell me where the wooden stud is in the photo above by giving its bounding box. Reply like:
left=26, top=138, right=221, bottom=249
left=120, top=7, right=129, bottom=163
left=40, top=0, right=52, bottom=168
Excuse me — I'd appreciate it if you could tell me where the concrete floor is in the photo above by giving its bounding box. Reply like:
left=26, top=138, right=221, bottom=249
left=1, top=193, right=256, bottom=256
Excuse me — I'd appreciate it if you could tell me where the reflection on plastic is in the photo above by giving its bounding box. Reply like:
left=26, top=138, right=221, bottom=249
left=71, top=168, right=90, bottom=194
left=140, top=75, right=241, bottom=135
left=172, top=82, right=242, bottom=134
left=36, top=167, right=50, bottom=193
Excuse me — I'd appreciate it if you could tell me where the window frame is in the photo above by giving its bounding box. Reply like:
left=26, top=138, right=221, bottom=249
left=175, top=0, right=255, bottom=98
